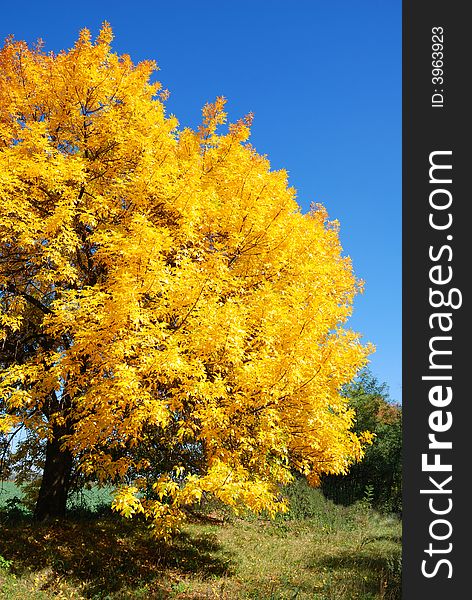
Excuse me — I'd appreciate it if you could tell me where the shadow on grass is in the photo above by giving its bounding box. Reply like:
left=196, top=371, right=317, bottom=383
left=307, top=533, right=402, bottom=600
left=359, top=534, right=402, bottom=547
left=0, top=515, right=234, bottom=598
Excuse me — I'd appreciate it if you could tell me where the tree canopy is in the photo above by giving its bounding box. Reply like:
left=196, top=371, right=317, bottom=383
left=0, top=24, right=373, bottom=538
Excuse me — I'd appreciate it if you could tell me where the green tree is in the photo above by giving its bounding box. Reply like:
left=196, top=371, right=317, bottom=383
left=322, top=369, right=402, bottom=513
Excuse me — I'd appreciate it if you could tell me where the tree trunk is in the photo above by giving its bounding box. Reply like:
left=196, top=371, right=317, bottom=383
left=34, top=433, right=73, bottom=521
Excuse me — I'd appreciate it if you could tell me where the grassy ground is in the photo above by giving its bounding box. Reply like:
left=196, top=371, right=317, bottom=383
left=0, top=483, right=401, bottom=599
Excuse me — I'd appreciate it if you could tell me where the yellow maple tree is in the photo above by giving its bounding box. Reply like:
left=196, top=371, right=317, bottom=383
left=0, top=24, right=373, bottom=537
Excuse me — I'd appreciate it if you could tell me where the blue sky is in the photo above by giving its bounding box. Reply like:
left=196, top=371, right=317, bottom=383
left=1, top=1, right=402, bottom=402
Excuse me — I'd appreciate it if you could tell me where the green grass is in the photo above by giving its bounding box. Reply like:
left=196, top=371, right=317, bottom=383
left=0, top=481, right=23, bottom=506
left=0, top=482, right=401, bottom=600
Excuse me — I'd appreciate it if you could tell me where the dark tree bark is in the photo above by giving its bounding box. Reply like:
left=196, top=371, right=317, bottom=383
left=34, top=430, right=73, bottom=521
